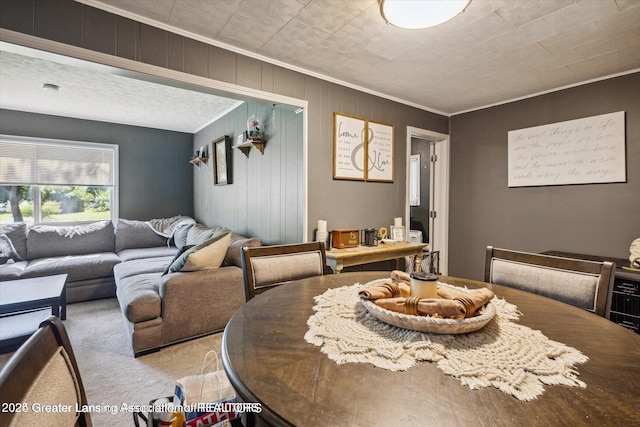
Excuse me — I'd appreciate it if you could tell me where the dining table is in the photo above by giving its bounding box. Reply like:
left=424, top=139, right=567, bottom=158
left=221, top=271, right=640, bottom=426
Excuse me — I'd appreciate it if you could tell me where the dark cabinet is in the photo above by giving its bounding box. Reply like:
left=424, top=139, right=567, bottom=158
left=608, top=274, right=639, bottom=333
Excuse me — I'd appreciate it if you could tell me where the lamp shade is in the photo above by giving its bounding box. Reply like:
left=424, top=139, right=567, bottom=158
left=380, top=0, right=471, bottom=29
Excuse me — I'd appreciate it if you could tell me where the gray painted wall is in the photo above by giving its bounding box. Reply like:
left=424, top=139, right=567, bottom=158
left=307, top=85, right=447, bottom=241
left=0, top=109, right=194, bottom=220
left=0, top=0, right=449, bottom=242
left=449, top=73, right=640, bottom=280
left=193, top=103, right=303, bottom=244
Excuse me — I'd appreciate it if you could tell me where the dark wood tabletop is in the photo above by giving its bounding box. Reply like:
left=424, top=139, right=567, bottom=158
left=221, top=271, right=640, bottom=427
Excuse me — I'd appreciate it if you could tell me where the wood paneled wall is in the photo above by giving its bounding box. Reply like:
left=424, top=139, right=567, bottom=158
left=193, top=103, right=303, bottom=244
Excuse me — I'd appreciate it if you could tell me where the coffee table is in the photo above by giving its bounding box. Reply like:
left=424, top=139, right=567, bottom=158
left=0, top=274, right=67, bottom=352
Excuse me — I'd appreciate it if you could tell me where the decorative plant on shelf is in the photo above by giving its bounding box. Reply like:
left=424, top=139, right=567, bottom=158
left=247, top=115, right=262, bottom=140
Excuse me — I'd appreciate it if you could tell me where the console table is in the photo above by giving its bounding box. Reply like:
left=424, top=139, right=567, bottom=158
left=326, top=242, right=428, bottom=273
left=543, top=251, right=639, bottom=334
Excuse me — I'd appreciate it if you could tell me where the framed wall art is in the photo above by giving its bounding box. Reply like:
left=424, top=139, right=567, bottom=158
left=508, top=111, right=625, bottom=187
left=333, top=112, right=395, bottom=182
left=213, top=135, right=232, bottom=185
left=333, top=112, right=366, bottom=180
left=390, top=225, right=405, bottom=242
left=367, top=119, right=394, bottom=182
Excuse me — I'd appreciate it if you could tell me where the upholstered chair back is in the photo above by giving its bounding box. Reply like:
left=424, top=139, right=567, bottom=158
left=0, top=316, right=92, bottom=426
left=241, top=242, right=330, bottom=301
left=484, top=246, right=614, bottom=316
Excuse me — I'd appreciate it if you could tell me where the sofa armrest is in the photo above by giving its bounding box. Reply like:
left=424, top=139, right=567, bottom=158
left=159, top=266, right=245, bottom=343
left=224, top=234, right=262, bottom=267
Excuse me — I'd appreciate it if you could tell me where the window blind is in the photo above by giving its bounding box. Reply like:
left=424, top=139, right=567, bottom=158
left=0, top=140, right=115, bottom=186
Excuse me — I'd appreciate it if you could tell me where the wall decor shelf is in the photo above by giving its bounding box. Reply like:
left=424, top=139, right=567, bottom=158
left=233, top=139, right=267, bottom=158
left=251, top=138, right=267, bottom=154
left=189, top=156, right=208, bottom=167
left=190, top=146, right=209, bottom=167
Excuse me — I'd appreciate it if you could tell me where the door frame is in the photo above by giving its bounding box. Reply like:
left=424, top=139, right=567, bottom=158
left=405, top=126, right=450, bottom=275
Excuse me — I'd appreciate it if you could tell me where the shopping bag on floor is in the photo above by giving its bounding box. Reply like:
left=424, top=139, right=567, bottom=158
left=174, top=350, right=241, bottom=427
left=132, top=396, right=175, bottom=427
left=133, top=396, right=243, bottom=427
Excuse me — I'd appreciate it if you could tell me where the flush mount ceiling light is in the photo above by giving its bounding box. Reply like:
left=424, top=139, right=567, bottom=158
left=379, top=0, right=471, bottom=29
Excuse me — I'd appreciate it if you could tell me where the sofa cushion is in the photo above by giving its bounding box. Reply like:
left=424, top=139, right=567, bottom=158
left=0, top=223, right=28, bottom=260
left=27, top=221, right=115, bottom=259
left=115, top=219, right=168, bottom=252
left=167, top=233, right=231, bottom=273
left=65, top=277, right=116, bottom=303
left=172, top=223, right=193, bottom=248
left=21, top=252, right=121, bottom=282
left=116, top=272, right=162, bottom=323
left=185, top=224, right=214, bottom=245
left=186, top=225, right=229, bottom=246
left=0, top=234, right=23, bottom=264
left=117, top=246, right=178, bottom=262
left=224, top=233, right=262, bottom=267
left=114, top=256, right=175, bottom=282
left=0, top=260, right=28, bottom=280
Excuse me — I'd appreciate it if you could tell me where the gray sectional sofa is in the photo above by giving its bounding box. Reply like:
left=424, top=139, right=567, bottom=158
left=0, top=220, right=125, bottom=302
left=0, top=217, right=261, bottom=356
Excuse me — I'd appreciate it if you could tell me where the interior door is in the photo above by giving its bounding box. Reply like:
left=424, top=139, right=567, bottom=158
left=409, top=138, right=435, bottom=246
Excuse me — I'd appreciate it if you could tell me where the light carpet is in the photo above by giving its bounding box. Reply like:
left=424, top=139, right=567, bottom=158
left=2, top=298, right=224, bottom=427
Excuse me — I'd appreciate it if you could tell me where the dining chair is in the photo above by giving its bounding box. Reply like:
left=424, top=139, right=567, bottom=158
left=0, top=316, right=92, bottom=427
left=241, top=242, right=331, bottom=301
left=485, top=246, right=614, bottom=317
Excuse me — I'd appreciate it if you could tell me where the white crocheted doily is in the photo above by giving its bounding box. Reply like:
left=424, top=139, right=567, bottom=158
left=304, top=282, right=588, bottom=401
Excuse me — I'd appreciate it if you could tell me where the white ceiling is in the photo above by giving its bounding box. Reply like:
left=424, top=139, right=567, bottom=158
left=82, top=0, right=640, bottom=115
left=0, top=44, right=244, bottom=133
left=1, top=0, right=639, bottom=133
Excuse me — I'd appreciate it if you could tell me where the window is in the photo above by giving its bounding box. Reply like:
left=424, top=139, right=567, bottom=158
left=0, top=135, right=118, bottom=225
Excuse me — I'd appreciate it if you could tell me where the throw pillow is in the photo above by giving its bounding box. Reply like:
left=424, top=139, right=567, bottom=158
left=115, top=218, right=168, bottom=252
left=0, top=234, right=23, bottom=265
left=171, top=223, right=194, bottom=248
left=166, top=232, right=231, bottom=274
left=0, top=223, right=27, bottom=260
left=162, top=245, right=194, bottom=276
left=27, top=221, right=115, bottom=259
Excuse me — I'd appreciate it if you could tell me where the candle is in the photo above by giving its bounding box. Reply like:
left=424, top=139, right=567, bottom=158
left=318, top=220, right=327, bottom=233
left=410, top=272, right=439, bottom=299
left=394, top=217, right=402, bottom=227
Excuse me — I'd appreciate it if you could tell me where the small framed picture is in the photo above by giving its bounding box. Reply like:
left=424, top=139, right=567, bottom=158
left=391, top=226, right=405, bottom=242
left=213, top=135, right=232, bottom=185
